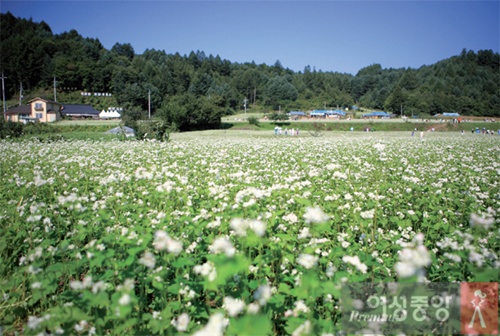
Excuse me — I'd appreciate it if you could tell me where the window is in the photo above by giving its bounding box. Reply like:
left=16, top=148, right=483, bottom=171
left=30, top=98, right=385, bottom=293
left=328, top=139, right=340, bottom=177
left=36, top=113, right=43, bottom=119
left=35, top=103, right=43, bottom=110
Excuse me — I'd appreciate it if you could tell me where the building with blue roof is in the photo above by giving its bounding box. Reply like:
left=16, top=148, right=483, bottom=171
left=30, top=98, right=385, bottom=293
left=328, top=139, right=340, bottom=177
left=310, top=109, right=346, bottom=117
left=362, top=111, right=393, bottom=118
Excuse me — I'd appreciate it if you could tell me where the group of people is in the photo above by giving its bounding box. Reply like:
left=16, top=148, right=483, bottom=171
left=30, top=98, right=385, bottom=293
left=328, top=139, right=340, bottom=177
left=411, top=128, right=425, bottom=139
left=469, top=128, right=500, bottom=135
left=274, top=127, right=299, bottom=136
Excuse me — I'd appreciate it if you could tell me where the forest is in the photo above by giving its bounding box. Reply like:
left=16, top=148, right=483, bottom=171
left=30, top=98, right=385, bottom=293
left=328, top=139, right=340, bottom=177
left=1, top=12, right=499, bottom=130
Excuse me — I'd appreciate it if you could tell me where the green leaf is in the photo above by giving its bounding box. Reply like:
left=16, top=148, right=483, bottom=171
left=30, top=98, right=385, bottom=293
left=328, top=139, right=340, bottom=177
left=227, top=315, right=273, bottom=336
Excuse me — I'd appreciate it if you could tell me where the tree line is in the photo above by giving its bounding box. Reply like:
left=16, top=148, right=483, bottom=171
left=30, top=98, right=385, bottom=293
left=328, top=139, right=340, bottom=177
left=1, top=12, right=499, bottom=131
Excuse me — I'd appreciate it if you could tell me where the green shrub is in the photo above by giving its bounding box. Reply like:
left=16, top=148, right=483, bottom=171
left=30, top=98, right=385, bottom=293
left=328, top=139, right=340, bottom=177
left=247, top=116, right=260, bottom=126
left=0, top=119, right=23, bottom=138
left=135, top=120, right=170, bottom=142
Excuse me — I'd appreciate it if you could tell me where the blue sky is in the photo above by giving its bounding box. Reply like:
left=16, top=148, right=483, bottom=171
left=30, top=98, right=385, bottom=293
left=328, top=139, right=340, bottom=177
left=2, top=1, right=499, bottom=75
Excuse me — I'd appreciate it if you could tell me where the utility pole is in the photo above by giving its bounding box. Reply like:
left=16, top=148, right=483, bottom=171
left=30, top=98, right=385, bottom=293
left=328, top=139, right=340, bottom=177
left=148, top=90, right=151, bottom=119
left=53, top=76, right=57, bottom=102
left=19, top=82, right=23, bottom=106
left=1, top=71, right=7, bottom=119
left=243, top=97, right=247, bottom=115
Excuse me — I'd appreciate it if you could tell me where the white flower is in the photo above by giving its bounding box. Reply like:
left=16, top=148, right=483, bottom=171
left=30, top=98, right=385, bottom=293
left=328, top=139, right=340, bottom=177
left=153, top=230, right=170, bottom=250
left=468, top=251, right=484, bottom=267
left=394, top=261, right=417, bottom=278
left=223, top=296, right=246, bottom=317
left=153, top=230, right=182, bottom=255
left=342, top=255, right=368, bottom=273
left=171, top=313, right=190, bottom=332
left=74, top=320, right=88, bottom=332
left=139, top=251, right=156, bottom=269
left=394, top=237, right=431, bottom=278
left=470, top=213, right=495, bottom=229
left=292, top=320, right=311, bottom=336
left=92, top=281, right=107, bottom=294
left=27, top=316, right=44, bottom=330
left=292, top=300, right=310, bottom=316
left=283, top=212, right=299, bottom=224
left=249, top=219, right=266, bottom=237
left=443, top=253, right=461, bottom=263
left=230, top=218, right=248, bottom=236
left=208, top=237, right=236, bottom=257
left=297, top=253, right=318, bottom=269
left=194, top=261, right=217, bottom=282
left=253, top=283, right=272, bottom=305
left=119, top=293, right=131, bottom=305
left=303, top=206, right=329, bottom=224
left=34, top=175, right=47, bottom=187
left=360, top=209, right=375, bottom=219
left=373, top=143, right=385, bottom=151
left=247, top=302, right=261, bottom=314
left=192, top=312, right=228, bottom=336
left=117, top=278, right=135, bottom=292
left=298, top=227, right=311, bottom=239
left=31, top=282, right=42, bottom=289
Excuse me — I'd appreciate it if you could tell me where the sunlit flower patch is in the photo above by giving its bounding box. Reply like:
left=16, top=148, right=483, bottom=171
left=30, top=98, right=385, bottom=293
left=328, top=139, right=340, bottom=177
left=0, top=133, right=498, bottom=334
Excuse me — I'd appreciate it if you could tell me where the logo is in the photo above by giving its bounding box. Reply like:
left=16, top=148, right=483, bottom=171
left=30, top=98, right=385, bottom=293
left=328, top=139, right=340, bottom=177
left=342, top=282, right=499, bottom=335
left=461, top=282, right=498, bottom=335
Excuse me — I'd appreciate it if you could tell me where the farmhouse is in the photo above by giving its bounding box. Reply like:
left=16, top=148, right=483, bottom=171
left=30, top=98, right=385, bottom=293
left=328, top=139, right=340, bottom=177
left=60, top=104, right=100, bottom=119
left=5, top=97, right=62, bottom=123
left=4, top=98, right=101, bottom=123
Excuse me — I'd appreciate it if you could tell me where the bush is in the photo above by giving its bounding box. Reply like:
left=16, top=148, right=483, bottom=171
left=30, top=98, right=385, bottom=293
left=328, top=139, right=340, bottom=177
left=269, top=112, right=289, bottom=121
left=23, top=122, right=56, bottom=135
left=0, top=120, right=23, bottom=138
left=135, top=120, right=170, bottom=142
left=247, top=116, right=260, bottom=126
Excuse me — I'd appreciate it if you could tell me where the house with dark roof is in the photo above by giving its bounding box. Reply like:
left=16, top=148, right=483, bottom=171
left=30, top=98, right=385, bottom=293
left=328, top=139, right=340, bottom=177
left=5, top=98, right=101, bottom=123
left=60, top=104, right=100, bottom=119
left=5, top=97, right=62, bottom=123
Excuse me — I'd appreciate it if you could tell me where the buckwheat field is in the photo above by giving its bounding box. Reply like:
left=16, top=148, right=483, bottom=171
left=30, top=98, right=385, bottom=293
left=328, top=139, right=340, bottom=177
left=1, top=133, right=498, bottom=335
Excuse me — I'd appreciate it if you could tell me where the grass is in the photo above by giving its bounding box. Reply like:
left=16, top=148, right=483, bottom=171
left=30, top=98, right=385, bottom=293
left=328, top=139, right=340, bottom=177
left=55, top=119, right=121, bottom=127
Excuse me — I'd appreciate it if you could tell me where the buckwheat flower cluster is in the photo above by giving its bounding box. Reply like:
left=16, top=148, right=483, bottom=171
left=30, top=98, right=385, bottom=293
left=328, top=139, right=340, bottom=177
left=469, top=209, right=496, bottom=229
left=192, top=312, right=228, bottom=336
left=223, top=296, right=246, bottom=317
left=27, top=314, right=51, bottom=330
left=342, top=255, right=368, bottom=274
left=283, top=212, right=299, bottom=224
left=208, top=237, right=236, bottom=257
left=360, top=209, right=375, bottom=219
left=230, top=218, right=266, bottom=237
left=303, top=206, right=329, bottom=224
left=193, top=261, right=217, bottom=282
left=179, top=284, right=196, bottom=299
left=138, top=251, right=156, bottom=269
left=298, top=227, right=311, bottom=239
left=284, top=300, right=310, bottom=317
left=153, top=230, right=183, bottom=255
left=291, top=320, right=311, bottom=336
left=297, top=253, right=319, bottom=269
left=171, top=313, right=190, bottom=332
left=253, top=283, right=273, bottom=306
left=394, top=234, right=431, bottom=279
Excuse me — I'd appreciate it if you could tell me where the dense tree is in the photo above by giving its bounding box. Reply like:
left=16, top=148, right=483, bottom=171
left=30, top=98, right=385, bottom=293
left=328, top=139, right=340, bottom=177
left=111, top=42, right=135, bottom=61
left=1, top=13, right=499, bottom=126
left=265, top=76, right=298, bottom=109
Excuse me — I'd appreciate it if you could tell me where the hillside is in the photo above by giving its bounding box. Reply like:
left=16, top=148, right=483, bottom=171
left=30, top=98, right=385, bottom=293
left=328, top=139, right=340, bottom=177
left=1, top=12, right=499, bottom=121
